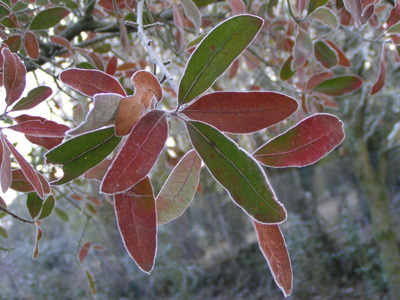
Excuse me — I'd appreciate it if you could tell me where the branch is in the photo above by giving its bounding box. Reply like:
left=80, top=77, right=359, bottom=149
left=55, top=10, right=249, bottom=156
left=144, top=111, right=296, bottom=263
left=0, top=205, right=35, bottom=224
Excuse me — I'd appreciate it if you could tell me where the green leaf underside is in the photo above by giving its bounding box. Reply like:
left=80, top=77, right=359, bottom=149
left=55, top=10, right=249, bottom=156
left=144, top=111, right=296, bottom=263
left=313, top=75, right=363, bottom=96
left=156, top=150, right=202, bottom=225
left=45, top=127, right=121, bottom=185
left=178, top=14, right=263, bottom=106
left=186, top=121, right=286, bottom=224
left=29, top=7, right=70, bottom=30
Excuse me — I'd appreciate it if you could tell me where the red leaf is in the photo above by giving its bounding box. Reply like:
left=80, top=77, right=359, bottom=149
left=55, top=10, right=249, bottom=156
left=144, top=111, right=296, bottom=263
left=4, top=138, right=44, bottom=198
left=79, top=242, right=91, bottom=262
left=386, top=0, right=400, bottom=29
left=2, top=47, right=26, bottom=106
left=253, top=222, right=292, bottom=297
left=254, top=114, right=345, bottom=167
left=3, top=34, right=21, bottom=52
left=98, top=0, right=126, bottom=11
left=59, top=68, right=126, bottom=97
left=228, top=0, right=245, bottom=15
left=10, top=169, right=50, bottom=194
left=182, top=92, right=298, bottom=134
left=14, top=115, right=69, bottom=150
left=101, top=110, right=168, bottom=194
left=7, top=120, right=69, bottom=137
left=343, top=0, right=374, bottom=28
left=83, top=158, right=113, bottom=181
left=114, top=177, right=157, bottom=273
left=50, top=35, right=73, bottom=53
left=0, top=134, right=12, bottom=193
left=370, top=45, right=388, bottom=95
left=324, top=40, right=351, bottom=67
left=105, top=56, right=118, bottom=75
left=305, top=71, right=334, bottom=90
left=24, top=32, right=40, bottom=60
left=229, top=58, right=240, bottom=79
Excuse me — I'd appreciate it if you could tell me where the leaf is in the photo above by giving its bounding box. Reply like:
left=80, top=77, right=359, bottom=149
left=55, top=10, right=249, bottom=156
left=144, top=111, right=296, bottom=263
left=114, top=177, right=157, bottom=273
left=85, top=269, right=97, bottom=296
left=14, top=115, right=67, bottom=150
left=7, top=119, right=69, bottom=137
left=29, top=7, right=70, bottom=30
left=254, top=114, right=345, bottom=168
left=115, top=71, right=162, bottom=136
left=105, top=56, right=118, bottom=75
left=178, top=14, right=264, bottom=106
left=387, top=22, right=400, bottom=34
left=0, top=134, right=12, bottom=193
left=101, top=111, right=168, bottom=194
left=0, top=226, right=8, bottom=239
left=33, top=226, right=43, bottom=259
left=5, top=138, right=44, bottom=198
left=38, top=195, right=55, bottom=220
left=292, top=29, right=313, bottom=71
left=67, top=93, right=122, bottom=136
left=156, top=150, right=201, bottom=225
left=305, top=71, right=334, bottom=90
left=313, top=75, right=363, bottom=96
left=10, top=169, right=50, bottom=194
left=3, top=34, right=21, bottom=52
left=386, top=1, right=400, bottom=29
left=24, top=31, right=40, bottom=60
left=343, top=0, right=374, bottom=28
left=26, top=192, right=43, bottom=219
left=182, top=91, right=298, bottom=134
left=324, top=40, right=351, bottom=67
left=2, top=47, right=26, bottom=106
left=181, top=0, right=201, bottom=34
left=371, top=45, right=388, bottom=95
left=60, top=68, right=126, bottom=97
left=307, top=0, right=329, bottom=14
left=54, top=207, right=69, bottom=222
left=279, top=55, right=296, bottom=81
left=83, top=158, right=113, bottom=181
left=314, top=40, right=338, bottom=69
left=310, top=7, right=338, bottom=29
left=45, top=127, right=121, bottom=185
left=79, top=242, right=91, bottom=262
left=228, top=0, right=246, bottom=15
left=186, top=121, right=287, bottom=224
left=253, top=222, right=292, bottom=297
left=11, top=86, right=52, bottom=111
left=50, top=35, right=73, bottom=53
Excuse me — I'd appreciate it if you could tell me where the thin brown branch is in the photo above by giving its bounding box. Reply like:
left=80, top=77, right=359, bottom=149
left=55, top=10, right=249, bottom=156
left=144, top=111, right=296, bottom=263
left=0, top=205, right=35, bottom=224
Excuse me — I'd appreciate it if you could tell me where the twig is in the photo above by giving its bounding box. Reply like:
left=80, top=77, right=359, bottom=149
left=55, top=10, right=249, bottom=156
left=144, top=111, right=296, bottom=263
left=0, top=205, right=35, bottom=224
left=75, top=216, right=91, bottom=261
left=136, top=0, right=178, bottom=94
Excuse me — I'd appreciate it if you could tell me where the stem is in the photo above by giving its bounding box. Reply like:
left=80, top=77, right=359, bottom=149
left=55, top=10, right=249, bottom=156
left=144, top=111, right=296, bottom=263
left=136, top=0, right=178, bottom=94
left=0, top=205, right=35, bottom=224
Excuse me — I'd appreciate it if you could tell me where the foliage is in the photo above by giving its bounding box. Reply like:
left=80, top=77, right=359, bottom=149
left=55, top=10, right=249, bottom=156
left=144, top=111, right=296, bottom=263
left=0, top=0, right=399, bottom=298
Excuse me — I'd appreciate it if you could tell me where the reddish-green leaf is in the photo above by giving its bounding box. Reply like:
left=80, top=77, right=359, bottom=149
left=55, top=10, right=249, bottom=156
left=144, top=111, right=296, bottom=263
left=11, top=86, right=52, bottom=111
left=178, top=15, right=264, bottom=106
left=324, top=40, right=351, bottom=67
left=33, top=226, right=42, bottom=258
left=343, top=0, right=374, bottom=28
left=5, top=138, right=44, bottom=198
left=79, top=242, right=91, bottom=262
left=29, top=7, right=70, bottom=30
left=14, top=115, right=67, bottom=150
left=182, top=92, right=298, bottom=134
left=114, top=177, right=157, bottom=273
left=254, top=114, right=345, bottom=168
left=60, top=68, right=126, bottom=97
left=0, top=134, right=12, bottom=193
left=10, top=169, right=50, bottom=194
left=253, top=222, right=292, bottom=297
left=313, top=75, right=363, bottom=96
left=45, top=127, right=121, bottom=185
left=2, top=47, right=26, bottom=106
left=292, top=29, right=313, bottom=70
left=156, top=150, right=201, bottom=225
left=26, top=192, right=43, bottom=219
left=314, top=40, right=338, bottom=69
left=305, top=71, right=334, bottom=90
left=280, top=55, right=296, bottom=81
left=7, top=119, right=69, bottom=137
left=38, top=195, right=55, bottom=220
left=371, top=45, right=388, bottom=95
left=186, top=121, right=287, bottom=224
left=24, top=32, right=40, bottom=60
left=101, top=111, right=168, bottom=194
left=3, top=34, right=21, bottom=52
left=54, top=207, right=69, bottom=222
left=83, top=158, right=113, bottom=181
left=67, top=93, right=122, bottom=136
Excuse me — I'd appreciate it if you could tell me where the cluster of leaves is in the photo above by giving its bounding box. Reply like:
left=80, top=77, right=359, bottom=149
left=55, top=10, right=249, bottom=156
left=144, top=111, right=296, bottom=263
left=3, top=0, right=398, bottom=296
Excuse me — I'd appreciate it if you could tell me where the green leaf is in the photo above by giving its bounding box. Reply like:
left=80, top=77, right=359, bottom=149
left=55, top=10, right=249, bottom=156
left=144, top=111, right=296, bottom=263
left=310, top=7, right=338, bottom=29
left=387, top=22, right=400, bottom=34
left=280, top=55, right=296, bottom=81
left=0, top=226, right=9, bottom=239
left=45, top=127, right=121, bottom=185
left=54, top=207, right=69, bottom=222
left=313, top=75, right=363, bottom=96
left=38, top=195, right=55, bottom=220
left=27, top=192, right=43, bottom=219
left=314, top=40, right=338, bottom=69
left=178, top=14, right=264, bottom=106
left=29, top=7, right=70, bottom=30
left=186, top=121, right=287, bottom=224
left=307, top=0, right=329, bottom=14
left=85, top=269, right=97, bottom=295
left=11, top=86, right=52, bottom=111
